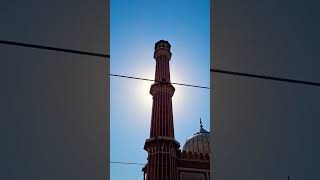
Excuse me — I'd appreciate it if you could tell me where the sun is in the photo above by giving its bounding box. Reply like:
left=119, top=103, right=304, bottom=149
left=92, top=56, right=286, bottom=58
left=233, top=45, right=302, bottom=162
left=134, top=80, right=153, bottom=111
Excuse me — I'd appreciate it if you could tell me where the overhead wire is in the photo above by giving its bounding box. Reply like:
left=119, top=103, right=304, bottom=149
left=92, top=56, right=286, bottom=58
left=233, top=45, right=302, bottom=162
left=1, top=39, right=320, bottom=88
left=110, top=74, right=211, bottom=89
left=211, top=69, right=320, bottom=87
left=0, top=40, right=109, bottom=58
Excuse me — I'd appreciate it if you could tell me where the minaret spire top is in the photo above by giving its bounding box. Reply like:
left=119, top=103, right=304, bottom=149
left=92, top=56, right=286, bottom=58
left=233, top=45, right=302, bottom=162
left=200, top=118, right=203, bottom=129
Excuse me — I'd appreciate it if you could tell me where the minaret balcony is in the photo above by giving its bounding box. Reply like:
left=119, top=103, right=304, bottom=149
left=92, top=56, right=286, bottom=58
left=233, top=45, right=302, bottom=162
left=149, top=82, right=175, bottom=97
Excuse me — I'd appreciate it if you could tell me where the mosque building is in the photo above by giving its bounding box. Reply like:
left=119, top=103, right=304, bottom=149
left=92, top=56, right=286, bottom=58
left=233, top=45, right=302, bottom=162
left=142, top=40, right=211, bottom=180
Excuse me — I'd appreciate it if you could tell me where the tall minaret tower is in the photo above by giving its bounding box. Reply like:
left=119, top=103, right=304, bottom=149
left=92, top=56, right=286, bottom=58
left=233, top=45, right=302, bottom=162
left=143, top=40, right=180, bottom=180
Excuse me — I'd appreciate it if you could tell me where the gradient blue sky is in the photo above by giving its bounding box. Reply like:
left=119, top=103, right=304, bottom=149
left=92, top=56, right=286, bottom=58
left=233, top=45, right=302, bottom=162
left=110, top=0, right=210, bottom=179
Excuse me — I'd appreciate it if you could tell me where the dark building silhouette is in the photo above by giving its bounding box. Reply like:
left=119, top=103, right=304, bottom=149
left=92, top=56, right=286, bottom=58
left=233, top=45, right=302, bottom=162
left=143, top=40, right=210, bottom=180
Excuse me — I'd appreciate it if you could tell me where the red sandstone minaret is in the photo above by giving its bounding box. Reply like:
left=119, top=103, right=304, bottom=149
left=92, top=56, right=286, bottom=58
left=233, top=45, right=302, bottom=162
left=143, top=40, right=180, bottom=180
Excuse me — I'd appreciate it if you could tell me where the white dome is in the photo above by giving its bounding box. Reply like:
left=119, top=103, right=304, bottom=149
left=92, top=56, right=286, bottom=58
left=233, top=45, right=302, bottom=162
left=182, top=121, right=210, bottom=155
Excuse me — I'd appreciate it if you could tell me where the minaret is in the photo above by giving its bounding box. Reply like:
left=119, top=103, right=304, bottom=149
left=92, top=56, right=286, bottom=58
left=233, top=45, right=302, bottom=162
left=144, top=40, right=180, bottom=180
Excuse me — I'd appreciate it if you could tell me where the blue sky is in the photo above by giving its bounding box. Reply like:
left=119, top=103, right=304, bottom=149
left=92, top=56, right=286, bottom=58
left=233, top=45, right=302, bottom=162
left=110, top=0, right=210, bottom=179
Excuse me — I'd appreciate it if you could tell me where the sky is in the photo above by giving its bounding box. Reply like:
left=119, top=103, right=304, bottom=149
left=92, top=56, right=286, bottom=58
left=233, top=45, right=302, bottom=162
left=110, top=0, right=210, bottom=179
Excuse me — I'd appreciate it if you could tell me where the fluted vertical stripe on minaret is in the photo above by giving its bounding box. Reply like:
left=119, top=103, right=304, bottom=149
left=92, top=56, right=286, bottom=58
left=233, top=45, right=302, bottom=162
left=152, top=153, right=155, bottom=180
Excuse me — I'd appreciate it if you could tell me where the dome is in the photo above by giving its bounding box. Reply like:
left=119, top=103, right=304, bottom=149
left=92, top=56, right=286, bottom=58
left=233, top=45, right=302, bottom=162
left=182, top=119, right=210, bottom=155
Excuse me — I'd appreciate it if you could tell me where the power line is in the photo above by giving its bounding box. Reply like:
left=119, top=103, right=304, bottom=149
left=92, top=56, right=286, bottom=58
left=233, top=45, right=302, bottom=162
left=0, top=40, right=210, bottom=89
left=0, top=40, right=109, bottom=58
left=2, top=39, right=320, bottom=88
left=109, top=161, right=146, bottom=166
left=110, top=74, right=211, bottom=90
left=211, top=69, right=320, bottom=87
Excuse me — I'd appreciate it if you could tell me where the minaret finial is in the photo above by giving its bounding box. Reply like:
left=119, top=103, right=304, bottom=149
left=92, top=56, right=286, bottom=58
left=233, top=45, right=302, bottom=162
left=200, top=118, right=203, bottom=129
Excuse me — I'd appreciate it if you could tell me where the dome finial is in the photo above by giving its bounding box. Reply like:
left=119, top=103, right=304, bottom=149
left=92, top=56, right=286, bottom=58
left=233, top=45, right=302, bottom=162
left=198, top=118, right=209, bottom=133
